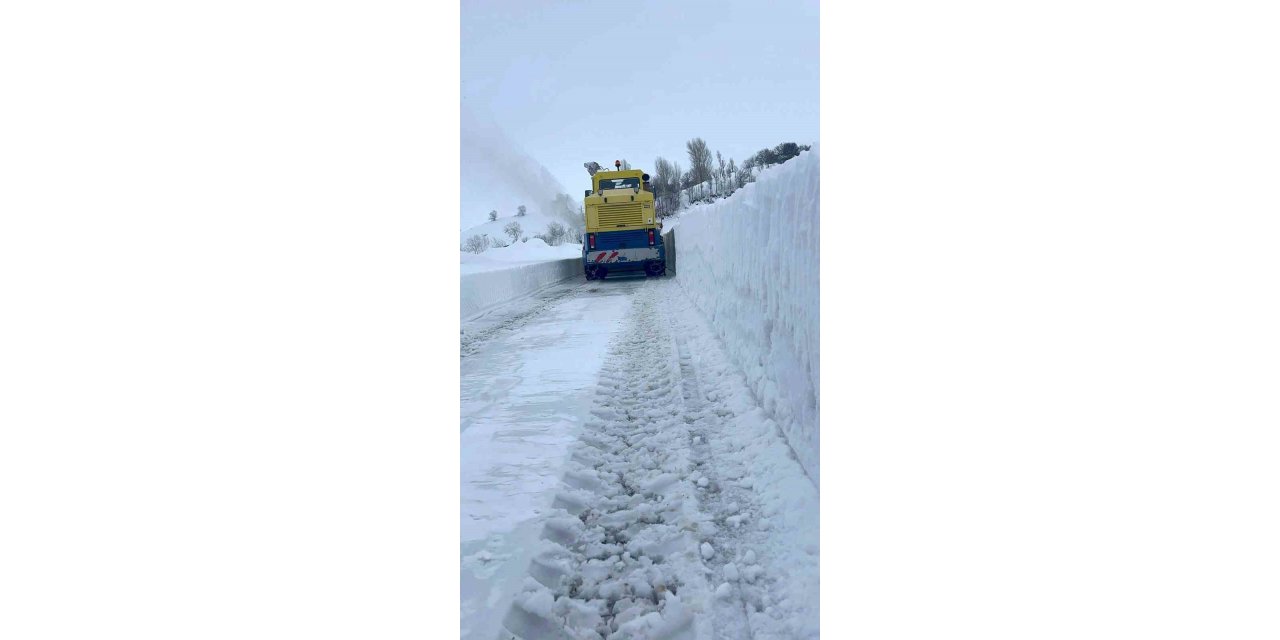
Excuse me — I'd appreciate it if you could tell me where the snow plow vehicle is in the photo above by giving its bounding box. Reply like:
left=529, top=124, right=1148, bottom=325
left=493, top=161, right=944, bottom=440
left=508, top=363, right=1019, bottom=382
left=581, top=160, right=666, bottom=280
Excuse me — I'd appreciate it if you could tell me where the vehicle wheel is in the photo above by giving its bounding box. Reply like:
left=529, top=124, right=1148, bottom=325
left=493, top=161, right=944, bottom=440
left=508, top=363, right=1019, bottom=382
left=644, top=261, right=664, bottom=276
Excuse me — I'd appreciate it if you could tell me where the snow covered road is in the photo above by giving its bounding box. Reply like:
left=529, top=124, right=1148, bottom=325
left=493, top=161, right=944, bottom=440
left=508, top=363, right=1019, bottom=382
left=462, top=276, right=818, bottom=639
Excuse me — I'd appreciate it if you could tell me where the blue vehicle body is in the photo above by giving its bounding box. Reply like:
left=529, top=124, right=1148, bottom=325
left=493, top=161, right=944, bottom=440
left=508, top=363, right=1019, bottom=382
left=582, top=229, right=665, bottom=279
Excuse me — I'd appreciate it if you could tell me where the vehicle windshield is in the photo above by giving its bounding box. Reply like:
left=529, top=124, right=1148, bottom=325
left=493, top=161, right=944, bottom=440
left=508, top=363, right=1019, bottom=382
left=597, top=177, right=640, bottom=191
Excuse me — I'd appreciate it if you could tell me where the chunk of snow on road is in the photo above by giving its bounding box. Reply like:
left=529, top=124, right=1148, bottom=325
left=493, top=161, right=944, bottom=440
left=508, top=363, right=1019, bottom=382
left=700, top=542, right=715, bottom=560
left=642, top=472, right=680, bottom=495
left=723, top=562, right=740, bottom=582
left=515, top=587, right=555, bottom=617
left=714, top=583, right=733, bottom=599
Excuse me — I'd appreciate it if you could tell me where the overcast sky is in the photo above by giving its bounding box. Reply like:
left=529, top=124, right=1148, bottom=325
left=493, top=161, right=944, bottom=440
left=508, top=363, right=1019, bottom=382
left=460, top=0, right=818, bottom=228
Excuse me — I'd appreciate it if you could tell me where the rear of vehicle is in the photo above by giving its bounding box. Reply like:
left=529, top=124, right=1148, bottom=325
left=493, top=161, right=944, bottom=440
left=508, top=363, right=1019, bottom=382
left=582, top=170, right=666, bottom=279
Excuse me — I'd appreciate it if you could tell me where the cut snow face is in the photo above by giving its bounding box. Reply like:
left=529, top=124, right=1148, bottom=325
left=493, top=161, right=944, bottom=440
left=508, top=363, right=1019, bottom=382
left=460, top=238, right=583, bottom=322
left=669, top=144, right=821, bottom=486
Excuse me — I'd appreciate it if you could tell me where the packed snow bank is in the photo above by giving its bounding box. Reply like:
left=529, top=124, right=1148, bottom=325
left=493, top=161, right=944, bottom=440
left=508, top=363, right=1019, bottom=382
left=460, top=249, right=581, bottom=320
left=460, top=259, right=578, bottom=319
left=671, top=146, right=820, bottom=484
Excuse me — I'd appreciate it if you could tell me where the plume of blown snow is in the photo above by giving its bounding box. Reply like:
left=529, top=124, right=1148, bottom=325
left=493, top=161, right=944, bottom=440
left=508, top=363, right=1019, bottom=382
left=461, top=106, right=577, bottom=230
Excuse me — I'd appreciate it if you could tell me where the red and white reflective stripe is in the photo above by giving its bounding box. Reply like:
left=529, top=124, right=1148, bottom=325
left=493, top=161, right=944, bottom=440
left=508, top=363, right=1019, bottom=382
left=607, top=251, right=619, bottom=262
left=594, top=252, right=608, bottom=263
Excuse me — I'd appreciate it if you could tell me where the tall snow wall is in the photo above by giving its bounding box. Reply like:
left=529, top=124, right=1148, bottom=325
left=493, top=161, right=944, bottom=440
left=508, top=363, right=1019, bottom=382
left=460, top=258, right=579, bottom=320
left=672, top=146, right=820, bottom=484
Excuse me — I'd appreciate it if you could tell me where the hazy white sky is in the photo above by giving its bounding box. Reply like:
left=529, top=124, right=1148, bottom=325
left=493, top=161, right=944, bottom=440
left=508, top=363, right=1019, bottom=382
left=460, top=0, right=818, bottom=226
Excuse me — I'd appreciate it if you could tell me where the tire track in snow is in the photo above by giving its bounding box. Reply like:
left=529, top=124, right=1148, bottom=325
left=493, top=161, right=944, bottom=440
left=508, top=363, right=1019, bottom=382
left=667, top=285, right=803, bottom=640
left=499, top=279, right=711, bottom=639
left=497, top=278, right=817, bottom=639
left=671, top=326, right=754, bottom=640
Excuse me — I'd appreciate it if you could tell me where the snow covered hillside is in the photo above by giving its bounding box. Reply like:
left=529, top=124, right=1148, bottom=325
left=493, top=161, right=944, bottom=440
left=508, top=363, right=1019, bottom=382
left=459, top=210, right=577, bottom=248
left=668, top=146, right=820, bottom=484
